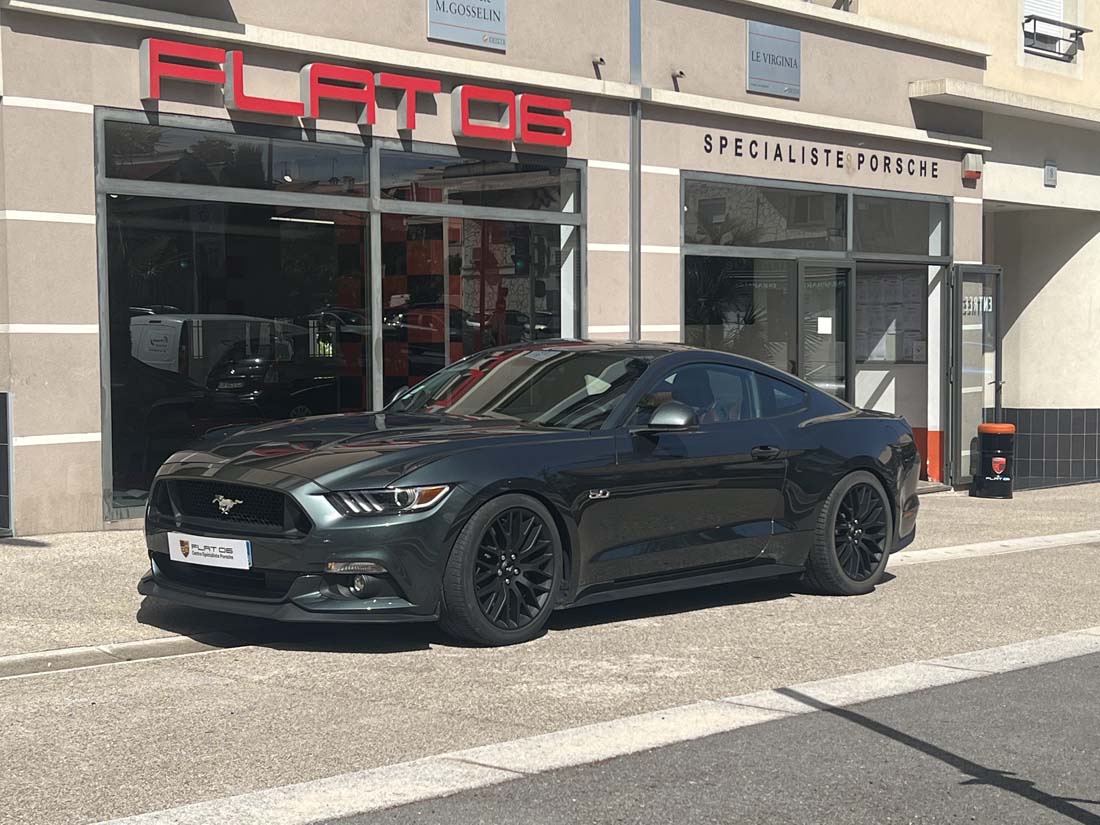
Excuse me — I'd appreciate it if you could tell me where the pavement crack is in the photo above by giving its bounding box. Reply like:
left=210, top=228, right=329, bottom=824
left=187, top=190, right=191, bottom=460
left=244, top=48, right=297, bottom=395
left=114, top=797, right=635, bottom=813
left=924, top=661, right=997, bottom=675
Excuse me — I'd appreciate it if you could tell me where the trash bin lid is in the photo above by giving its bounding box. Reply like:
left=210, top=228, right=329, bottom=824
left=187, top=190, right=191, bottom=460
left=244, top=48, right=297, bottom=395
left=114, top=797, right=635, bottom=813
left=978, top=423, right=1016, bottom=434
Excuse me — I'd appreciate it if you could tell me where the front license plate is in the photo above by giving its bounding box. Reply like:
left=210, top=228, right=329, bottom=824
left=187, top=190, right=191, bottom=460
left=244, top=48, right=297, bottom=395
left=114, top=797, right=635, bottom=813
left=168, top=531, right=252, bottom=570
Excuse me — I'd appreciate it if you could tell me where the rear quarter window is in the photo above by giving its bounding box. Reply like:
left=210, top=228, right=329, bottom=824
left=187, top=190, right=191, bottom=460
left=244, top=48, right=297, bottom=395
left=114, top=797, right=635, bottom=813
left=756, top=374, right=809, bottom=418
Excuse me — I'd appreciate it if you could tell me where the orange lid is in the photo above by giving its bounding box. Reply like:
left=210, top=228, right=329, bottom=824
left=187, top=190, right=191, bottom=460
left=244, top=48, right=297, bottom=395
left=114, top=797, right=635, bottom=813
left=978, top=422, right=1016, bottom=434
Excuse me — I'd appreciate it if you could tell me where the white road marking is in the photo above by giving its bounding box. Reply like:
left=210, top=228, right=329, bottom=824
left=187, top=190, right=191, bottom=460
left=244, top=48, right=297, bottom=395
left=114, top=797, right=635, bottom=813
left=98, top=627, right=1100, bottom=825
left=891, top=529, right=1100, bottom=567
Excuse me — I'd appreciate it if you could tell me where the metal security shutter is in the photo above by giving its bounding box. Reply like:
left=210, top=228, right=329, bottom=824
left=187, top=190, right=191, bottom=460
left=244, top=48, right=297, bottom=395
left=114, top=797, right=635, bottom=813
left=1024, top=0, right=1065, bottom=35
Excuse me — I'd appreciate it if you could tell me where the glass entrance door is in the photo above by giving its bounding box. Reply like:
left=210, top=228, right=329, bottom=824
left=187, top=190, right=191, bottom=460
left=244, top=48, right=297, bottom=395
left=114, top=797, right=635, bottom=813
left=798, top=262, right=854, bottom=401
left=949, top=265, right=1003, bottom=484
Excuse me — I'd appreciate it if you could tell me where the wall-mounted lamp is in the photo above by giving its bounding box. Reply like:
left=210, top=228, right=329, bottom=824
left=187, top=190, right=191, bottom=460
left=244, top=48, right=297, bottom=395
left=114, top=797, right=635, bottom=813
left=592, top=55, right=606, bottom=79
left=672, top=69, right=686, bottom=92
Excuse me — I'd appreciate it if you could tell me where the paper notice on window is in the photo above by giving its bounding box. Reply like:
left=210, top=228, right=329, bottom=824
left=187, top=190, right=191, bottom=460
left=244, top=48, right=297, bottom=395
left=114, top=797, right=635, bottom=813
left=817, top=316, right=833, bottom=336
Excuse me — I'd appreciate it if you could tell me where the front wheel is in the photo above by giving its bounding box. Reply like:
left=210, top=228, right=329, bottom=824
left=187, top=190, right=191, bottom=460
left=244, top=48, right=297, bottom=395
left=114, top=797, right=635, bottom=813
left=439, top=494, right=563, bottom=646
left=803, top=471, right=893, bottom=596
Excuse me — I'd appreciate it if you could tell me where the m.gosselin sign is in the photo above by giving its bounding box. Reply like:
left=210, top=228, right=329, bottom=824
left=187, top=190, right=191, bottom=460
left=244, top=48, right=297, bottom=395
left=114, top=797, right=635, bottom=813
left=704, top=132, right=941, bottom=179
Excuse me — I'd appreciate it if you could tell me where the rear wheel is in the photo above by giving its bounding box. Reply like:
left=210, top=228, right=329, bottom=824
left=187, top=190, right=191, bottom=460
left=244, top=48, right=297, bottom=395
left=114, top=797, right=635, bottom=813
left=803, top=471, right=892, bottom=596
left=439, top=494, right=563, bottom=646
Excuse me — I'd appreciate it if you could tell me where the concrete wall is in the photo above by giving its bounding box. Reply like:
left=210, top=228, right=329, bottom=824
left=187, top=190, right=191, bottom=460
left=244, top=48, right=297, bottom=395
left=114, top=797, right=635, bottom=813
left=989, top=207, right=1100, bottom=408
left=644, top=0, right=984, bottom=132
left=862, top=0, right=1100, bottom=108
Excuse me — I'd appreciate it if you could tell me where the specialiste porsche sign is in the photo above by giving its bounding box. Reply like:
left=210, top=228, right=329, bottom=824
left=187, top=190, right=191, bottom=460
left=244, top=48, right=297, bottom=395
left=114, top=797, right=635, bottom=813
left=139, top=37, right=571, bottom=147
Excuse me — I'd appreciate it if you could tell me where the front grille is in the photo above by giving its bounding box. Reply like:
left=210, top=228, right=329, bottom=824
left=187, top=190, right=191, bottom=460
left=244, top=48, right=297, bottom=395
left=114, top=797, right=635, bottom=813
left=154, top=553, right=299, bottom=600
left=151, top=479, right=312, bottom=536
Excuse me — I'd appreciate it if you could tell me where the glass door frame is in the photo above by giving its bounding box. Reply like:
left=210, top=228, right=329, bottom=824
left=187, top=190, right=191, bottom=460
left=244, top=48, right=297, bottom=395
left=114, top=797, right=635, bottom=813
left=797, top=259, right=856, bottom=404
left=946, top=264, right=1004, bottom=486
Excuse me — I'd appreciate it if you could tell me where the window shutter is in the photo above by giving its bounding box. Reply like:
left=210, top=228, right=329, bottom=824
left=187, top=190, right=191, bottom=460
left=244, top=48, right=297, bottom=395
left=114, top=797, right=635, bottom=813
left=1024, top=0, right=1065, bottom=36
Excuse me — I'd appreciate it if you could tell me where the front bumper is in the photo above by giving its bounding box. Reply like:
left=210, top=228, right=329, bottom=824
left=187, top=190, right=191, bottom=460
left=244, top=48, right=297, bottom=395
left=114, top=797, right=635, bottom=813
left=137, top=564, right=438, bottom=623
left=140, top=465, right=468, bottom=623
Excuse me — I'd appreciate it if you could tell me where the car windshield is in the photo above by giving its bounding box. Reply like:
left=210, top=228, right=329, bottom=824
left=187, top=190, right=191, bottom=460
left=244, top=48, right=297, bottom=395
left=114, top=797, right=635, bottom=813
left=388, top=347, right=657, bottom=430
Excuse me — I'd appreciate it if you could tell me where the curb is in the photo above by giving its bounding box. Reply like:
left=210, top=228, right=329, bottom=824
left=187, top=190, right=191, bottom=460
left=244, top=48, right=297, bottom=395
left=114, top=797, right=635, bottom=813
left=0, top=632, right=247, bottom=680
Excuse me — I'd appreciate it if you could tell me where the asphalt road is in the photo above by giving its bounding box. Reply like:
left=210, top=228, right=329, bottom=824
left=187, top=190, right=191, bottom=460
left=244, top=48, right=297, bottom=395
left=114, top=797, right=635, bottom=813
left=335, top=653, right=1100, bottom=825
left=2, top=538, right=1100, bottom=825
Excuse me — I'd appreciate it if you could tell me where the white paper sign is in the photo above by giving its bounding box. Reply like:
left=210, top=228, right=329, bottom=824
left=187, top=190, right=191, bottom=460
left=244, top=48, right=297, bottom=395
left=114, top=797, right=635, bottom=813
left=817, top=316, right=833, bottom=335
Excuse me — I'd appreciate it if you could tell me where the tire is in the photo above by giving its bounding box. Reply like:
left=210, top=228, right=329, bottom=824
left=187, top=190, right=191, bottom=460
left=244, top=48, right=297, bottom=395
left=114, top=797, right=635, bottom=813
left=439, top=494, right=563, bottom=646
left=803, top=471, right=893, bottom=596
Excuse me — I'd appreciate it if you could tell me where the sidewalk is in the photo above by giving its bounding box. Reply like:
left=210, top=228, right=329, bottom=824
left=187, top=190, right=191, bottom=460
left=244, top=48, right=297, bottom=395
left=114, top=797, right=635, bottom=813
left=0, top=484, right=1096, bottom=660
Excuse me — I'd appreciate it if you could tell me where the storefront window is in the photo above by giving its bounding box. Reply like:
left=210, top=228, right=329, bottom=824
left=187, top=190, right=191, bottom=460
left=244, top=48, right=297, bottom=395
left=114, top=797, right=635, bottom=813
left=105, top=196, right=370, bottom=508
left=684, top=180, right=847, bottom=251
left=381, top=214, right=578, bottom=399
left=855, top=263, right=929, bottom=364
left=380, top=151, right=580, bottom=212
left=853, top=196, right=948, bottom=256
left=104, top=120, right=369, bottom=196
left=684, top=256, right=797, bottom=373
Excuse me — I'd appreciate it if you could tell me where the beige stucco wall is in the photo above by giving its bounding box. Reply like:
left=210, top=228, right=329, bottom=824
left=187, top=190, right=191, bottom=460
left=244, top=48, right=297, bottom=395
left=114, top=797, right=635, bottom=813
left=644, top=0, right=984, bottom=134
left=990, top=207, right=1100, bottom=408
left=862, top=0, right=1100, bottom=108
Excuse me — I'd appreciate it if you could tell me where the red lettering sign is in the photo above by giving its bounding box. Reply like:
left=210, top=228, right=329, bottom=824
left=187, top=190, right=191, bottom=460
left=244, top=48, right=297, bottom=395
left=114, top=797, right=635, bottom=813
left=376, top=73, right=442, bottom=131
left=516, top=94, right=572, bottom=148
left=139, top=38, right=573, bottom=148
left=300, top=63, right=376, bottom=126
left=451, top=85, right=515, bottom=142
left=224, top=50, right=305, bottom=117
left=140, top=38, right=225, bottom=100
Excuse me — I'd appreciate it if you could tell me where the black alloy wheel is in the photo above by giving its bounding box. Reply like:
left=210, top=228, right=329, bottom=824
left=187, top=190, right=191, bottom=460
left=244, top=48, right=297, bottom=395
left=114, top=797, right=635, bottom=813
left=833, top=483, right=889, bottom=581
left=473, top=509, right=556, bottom=630
left=440, top=494, right=563, bottom=646
left=804, top=471, right=893, bottom=596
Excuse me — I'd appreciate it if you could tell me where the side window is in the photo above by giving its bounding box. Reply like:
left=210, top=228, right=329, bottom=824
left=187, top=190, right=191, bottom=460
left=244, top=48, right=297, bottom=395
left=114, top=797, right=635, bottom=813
left=629, top=364, right=758, bottom=426
left=756, top=373, right=809, bottom=418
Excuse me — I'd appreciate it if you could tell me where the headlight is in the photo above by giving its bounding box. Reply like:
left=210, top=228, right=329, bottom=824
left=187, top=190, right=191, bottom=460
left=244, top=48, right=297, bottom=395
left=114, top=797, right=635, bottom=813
left=326, top=485, right=451, bottom=516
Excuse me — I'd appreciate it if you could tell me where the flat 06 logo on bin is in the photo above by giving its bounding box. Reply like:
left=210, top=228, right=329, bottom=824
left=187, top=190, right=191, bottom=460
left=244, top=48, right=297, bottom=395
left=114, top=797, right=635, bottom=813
left=991, top=457, right=1007, bottom=475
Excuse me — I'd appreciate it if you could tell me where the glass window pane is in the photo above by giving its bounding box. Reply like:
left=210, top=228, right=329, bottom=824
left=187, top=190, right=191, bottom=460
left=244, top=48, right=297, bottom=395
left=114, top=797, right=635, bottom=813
left=684, top=256, right=797, bottom=373
left=106, top=196, right=370, bottom=509
left=853, top=196, right=948, bottom=256
left=685, top=180, right=847, bottom=251
left=757, top=374, right=809, bottom=417
left=855, top=264, right=928, bottom=364
left=104, top=121, right=368, bottom=196
left=630, top=364, right=757, bottom=426
left=801, top=265, right=850, bottom=399
left=380, top=151, right=580, bottom=212
left=381, top=214, right=578, bottom=399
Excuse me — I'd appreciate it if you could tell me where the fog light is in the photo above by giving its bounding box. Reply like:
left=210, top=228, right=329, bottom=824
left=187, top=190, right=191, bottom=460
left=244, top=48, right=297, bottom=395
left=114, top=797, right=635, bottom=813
left=325, top=561, right=386, bottom=575
left=351, top=574, right=370, bottom=595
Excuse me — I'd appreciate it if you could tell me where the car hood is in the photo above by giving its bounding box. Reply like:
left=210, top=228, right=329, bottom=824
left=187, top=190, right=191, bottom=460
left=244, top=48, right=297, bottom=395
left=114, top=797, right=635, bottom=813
left=167, top=412, right=575, bottom=489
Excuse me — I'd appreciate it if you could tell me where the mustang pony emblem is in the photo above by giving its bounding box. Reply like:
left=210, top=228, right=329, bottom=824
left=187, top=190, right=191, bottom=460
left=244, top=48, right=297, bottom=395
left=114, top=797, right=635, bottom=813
left=212, top=494, right=244, bottom=515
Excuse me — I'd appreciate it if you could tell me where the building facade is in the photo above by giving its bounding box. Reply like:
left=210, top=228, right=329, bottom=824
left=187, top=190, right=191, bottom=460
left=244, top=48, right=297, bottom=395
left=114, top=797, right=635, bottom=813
left=0, top=0, right=1092, bottom=535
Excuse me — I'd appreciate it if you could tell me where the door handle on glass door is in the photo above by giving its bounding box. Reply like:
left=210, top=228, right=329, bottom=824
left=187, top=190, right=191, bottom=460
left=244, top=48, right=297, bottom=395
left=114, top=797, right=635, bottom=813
left=751, top=446, right=781, bottom=461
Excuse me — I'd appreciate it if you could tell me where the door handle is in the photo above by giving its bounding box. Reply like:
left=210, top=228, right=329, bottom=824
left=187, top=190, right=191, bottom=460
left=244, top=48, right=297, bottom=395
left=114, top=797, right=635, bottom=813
left=751, top=445, right=782, bottom=461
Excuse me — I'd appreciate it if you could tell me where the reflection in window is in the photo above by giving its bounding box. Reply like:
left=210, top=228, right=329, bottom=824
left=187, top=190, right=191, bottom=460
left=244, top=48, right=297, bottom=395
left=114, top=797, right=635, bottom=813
left=381, top=214, right=578, bottom=399
left=106, top=196, right=370, bottom=507
left=391, top=348, right=655, bottom=430
left=104, top=121, right=368, bottom=196
left=380, top=151, right=580, bottom=212
left=684, top=256, right=796, bottom=373
left=685, top=180, right=847, bottom=251
left=853, top=196, right=948, bottom=256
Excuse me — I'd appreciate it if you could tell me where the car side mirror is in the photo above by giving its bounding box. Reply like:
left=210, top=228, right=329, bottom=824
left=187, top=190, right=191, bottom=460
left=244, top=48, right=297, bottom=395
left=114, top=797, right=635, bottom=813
left=642, top=400, right=699, bottom=432
left=387, top=385, right=410, bottom=406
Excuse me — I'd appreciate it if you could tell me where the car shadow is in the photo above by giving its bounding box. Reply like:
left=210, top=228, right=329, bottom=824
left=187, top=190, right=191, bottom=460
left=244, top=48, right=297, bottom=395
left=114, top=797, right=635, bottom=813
left=135, top=571, right=898, bottom=654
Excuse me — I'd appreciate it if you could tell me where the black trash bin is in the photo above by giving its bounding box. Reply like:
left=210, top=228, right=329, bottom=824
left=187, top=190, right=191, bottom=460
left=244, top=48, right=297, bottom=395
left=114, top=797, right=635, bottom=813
left=971, top=422, right=1015, bottom=499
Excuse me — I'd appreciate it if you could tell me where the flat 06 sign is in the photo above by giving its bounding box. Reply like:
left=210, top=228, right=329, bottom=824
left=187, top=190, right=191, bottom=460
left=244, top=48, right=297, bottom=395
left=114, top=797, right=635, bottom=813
left=140, top=38, right=571, bottom=148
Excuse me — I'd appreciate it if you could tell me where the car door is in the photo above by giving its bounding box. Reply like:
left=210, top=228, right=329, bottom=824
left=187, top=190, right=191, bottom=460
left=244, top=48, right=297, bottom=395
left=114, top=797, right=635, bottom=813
left=580, top=361, right=788, bottom=587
